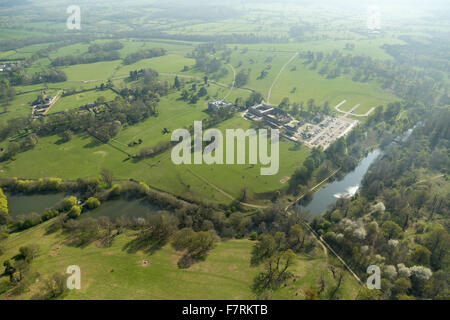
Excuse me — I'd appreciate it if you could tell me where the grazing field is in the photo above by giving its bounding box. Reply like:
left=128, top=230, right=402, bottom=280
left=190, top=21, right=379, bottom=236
left=225, top=46, right=398, bottom=112
left=270, top=60, right=398, bottom=113
left=114, top=54, right=196, bottom=77
left=61, top=60, right=123, bottom=81
left=185, top=116, right=311, bottom=197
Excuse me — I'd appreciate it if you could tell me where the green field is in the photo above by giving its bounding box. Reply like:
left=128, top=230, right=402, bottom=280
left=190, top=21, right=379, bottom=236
left=61, top=60, right=123, bottom=81
left=270, top=59, right=398, bottom=114
left=0, top=111, right=310, bottom=203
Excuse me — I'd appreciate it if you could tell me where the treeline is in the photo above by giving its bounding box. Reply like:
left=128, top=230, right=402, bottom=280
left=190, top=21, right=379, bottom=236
left=3, top=65, right=66, bottom=86
left=0, top=33, right=104, bottom=52
left=123, top=48, right=166, bottom=65
left=51, top=51, right=120, bottom=67
left=117, top=30, right=288, bottom=44
left=382, top=36, right=450, bottom=74
left=88, top=41, right=124, bottom=53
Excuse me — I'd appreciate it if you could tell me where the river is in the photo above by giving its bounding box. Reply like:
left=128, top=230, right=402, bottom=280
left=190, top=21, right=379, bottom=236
left=297, top=124, right=418, bottom=216
left=297, top=149, right=382, bottom=215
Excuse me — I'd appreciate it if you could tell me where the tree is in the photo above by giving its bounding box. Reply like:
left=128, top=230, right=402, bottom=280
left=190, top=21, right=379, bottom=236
left=198, top=87, right=207, bottom=97
left=60, top=129, right=73, bottom=142
left=381, top=221, right=402, bottom=239
left=6, top=142, right=20, bottom=158
left=424, top=270, right=450, bottom=299
left=250, top=234, right=277, bottom=266
left=424, top=229, right=449, bottom=270
left=17, top=244, right=40, bottom=263
left=84, top=197, right=100, bottom=210
left=356, top=287, right=381, bottom=300
left=410, top=245, right=431, bottom=267
left=278, top=97, right=289, bottom=109
left=181, top=90, right=189, bottom=101
left=304, top=288, right=319, bottom=300
left=100, top=168, right=114, bottom=188
left=288, top=224, right=306, bottom=252
left=3, top=260, right=16, bottom=280
left=0, top=187, right=8, bottom=214
left=393, top=277, right=412, bottom=297
left=410, top=265, right=433, bottom=296
left=108, top=184, right=121, bottom=198
left=172, top=228, right=217, bottom=268
left=235, top=69, right=250, bottom=87
left=189, top=94, right=199, bottom=104
left=62, top=196, right=77, bottom=211
left=68, top=205, right=81, bottom=219
left=174, top=76, right=181, bottom=89
left=245, top=91, right=263, bottom=107
left=39, top=273, right=68, bottom=300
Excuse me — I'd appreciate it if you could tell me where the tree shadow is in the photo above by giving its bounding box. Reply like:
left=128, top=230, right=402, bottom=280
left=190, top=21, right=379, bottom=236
left=54, top=138, right=68, bottom=145
left=122, top=237, right=167, bottom=255
left=83, top=139, right=103, bottom=148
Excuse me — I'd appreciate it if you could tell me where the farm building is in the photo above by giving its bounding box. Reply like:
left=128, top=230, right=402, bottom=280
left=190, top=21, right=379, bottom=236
left=208, top=100, right=233, bottom=111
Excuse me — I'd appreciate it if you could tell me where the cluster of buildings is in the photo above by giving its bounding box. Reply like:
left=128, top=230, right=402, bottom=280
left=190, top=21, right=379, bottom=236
left=0, top=62, right=16, bottom=72
left=243, top=103, right=358, bottom=150
left=31, top=92, right=53, bottom=118
left=208, top=100, right=234, bottom=112
left=31, top=91, right=61, bottom=119
left=207, top=100, right=358, bottom=150
left=245, top=104, right=292, bottom=128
